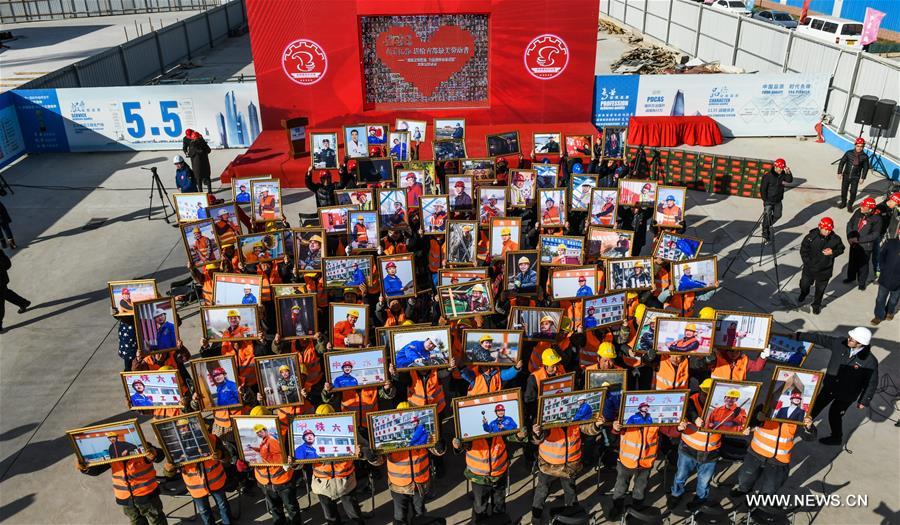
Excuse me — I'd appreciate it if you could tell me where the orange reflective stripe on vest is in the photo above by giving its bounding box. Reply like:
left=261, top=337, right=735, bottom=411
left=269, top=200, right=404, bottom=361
left=465, top=436, right=509, bottom=477
left=469, top=369, right=502, bottom=395
left=387, top=449, right=430, bottom=486
left=254, top=465, right=292, bottom=486
left=408, top=371, right=446, bottom=413
left=313, top=460, right=355, bottom=479
left=539, top=426, right=582, bottom=465
left=182, top=458, right=227, bottom=498
left=655, top=357, right=689, bottom=390
left=111, top=458, right=158, bottom=500
left=681, top=394, right=722, bottom=452
left=750, top=421, right=796, bottom=464
left=711, top=354, right=748, bottom=381
left=619, top=427, right=659, bottom=469
left=341, top=388, right=378, bottom=425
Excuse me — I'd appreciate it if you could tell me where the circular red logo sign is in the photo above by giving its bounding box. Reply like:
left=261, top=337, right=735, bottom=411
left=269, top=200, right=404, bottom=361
left=524, top=34, right=570, bottom=80
left=281, top=39, right=328, bottom=86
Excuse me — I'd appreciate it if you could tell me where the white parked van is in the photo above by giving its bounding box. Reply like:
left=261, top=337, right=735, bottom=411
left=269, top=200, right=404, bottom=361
left=796, top=15, right=863, bottom=48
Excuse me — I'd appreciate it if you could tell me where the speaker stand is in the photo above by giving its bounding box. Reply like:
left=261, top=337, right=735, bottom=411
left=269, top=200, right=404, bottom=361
left=868, top=130, right=890, bottom=181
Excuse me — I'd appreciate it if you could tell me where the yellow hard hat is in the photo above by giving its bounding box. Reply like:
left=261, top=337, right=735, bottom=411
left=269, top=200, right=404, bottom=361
left=633, top=261, right=644, bottom=269
left=472, top=284, right=485, bottom=293
left=597, top=342, right=616, bottom=359
left=634, top=303, right=646, bottom=324
left=517, top=256, right=530, bottom=265
left=347, top=309, right=360, bottom=318
left=226, top=309, right=240, bottom=317
left=698, top=307, right=716, bottom=320
left=479, top=334, right=494, bottom=343
left=542, top=348, right=562, bottom=366
left=176, top=418, right=190, bottom=426
left=601, top=381, right=611, bottom=387
left=401, top=320, right=414, bottom=326
left=700, top=378, right=713, bottom=393
left=205, top=263, right=218, bottom=270
left=343, top=287, right=359, bottom=296
left=725, top=389, right=741, bottom=398
left=253, top=424, right=267, bottom=433
left=501, top=227, right=511, bottom=235
left=539, top=315, right=556, bottom=325
left=682, top=264, right=691, bottom=271
left=396, top=401, right=412, bottom=409
left=105, top=432, right=118, bottom=438
left=254, top=242, right=266, bottom=249
left=462, top=225, right=473, bottom=232
left=309, top=234, right=323, bottom=244
left=315, top=404, right=335, bottom=415
left=249, top=406, right=269, bottom=416
left=685, top=323, right=698, bottom=332
left=626, top=292, right=638, bottom=302
left=556, top=244, right=566, bottom=252
left=159, top=365, right=176, bottom=371
left=192, top=227, right=201, bottom=234
left=278, top=365, right=291, bottom=373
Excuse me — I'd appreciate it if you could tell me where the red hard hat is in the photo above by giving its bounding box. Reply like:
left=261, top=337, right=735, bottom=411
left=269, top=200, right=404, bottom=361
left=790, top=392, right=802, bottom=400
left=385, top=261, right=397, bottom=269
left=818, top=217, right=834, bottom=231
left=455, top=180, right=465, bottom=187
left=211, top=367, right=226, bottom=376
left=638, top=402, right=650, bottom=409
left=891, top=192, right=900, bottom=205
left=303, top=430, right=315, bottom=437
left=494, top=404, right=505, bottom=411
left=342, top=361, right=353, bottom=368
left=861, top=197, right=876, bottom=209
left=773, top=158, right=786, bottom=169
left=855, top=137, right=866, bottom=146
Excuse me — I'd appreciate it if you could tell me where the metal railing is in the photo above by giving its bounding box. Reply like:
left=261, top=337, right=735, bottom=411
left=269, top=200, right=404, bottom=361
left=0, top=0, right=222, bottom=23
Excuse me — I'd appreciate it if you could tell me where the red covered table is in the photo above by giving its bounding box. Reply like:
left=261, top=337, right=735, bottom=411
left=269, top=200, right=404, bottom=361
left=627, top=116, right=723, bottom=147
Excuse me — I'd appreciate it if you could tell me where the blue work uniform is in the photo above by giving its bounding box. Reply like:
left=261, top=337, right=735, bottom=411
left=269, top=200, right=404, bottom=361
left=483, top=416, right=518, bottom=433
left=294, top=442, right=319, bottom=460
left=153, top=322, right=177, bottom=350
left=332, top=374, right=359, bottom=388
left=395, top=340, right=430, bottom=369
left=214, top=379, right=239, bottom=406
left=383, top=274, right=404, bottom=296
left=408, top=424, right=430, bottom=447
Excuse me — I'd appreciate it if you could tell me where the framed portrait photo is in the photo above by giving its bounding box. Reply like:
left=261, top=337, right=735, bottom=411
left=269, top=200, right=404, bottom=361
left=601, top=126, right=627, bottom=159
left=335, top=189, right=374, bottom=210
left=397, top=170, right=425, bottom=207
left=672, top=257, right=718, bottom=294
left=388, top=131, right=410, bottom=161
left=181, top=219, right=222, bottom=268
left=390, top=326, right=452, bottom=372
left=655, top=186, right=687, bottom=228
left=319, top=205, right=355, bottom=236
left=121, top=370, right=184, bottom=411
left=565, top=134, right=593, bottom=158
left=634, top=308, right=677, bottom=354
left=438, top=268, right=488, bottom=286
left=311, top=131, right=339, bottom=169
left=200, top=305, right=260, bottom=343
left=533, top=132, right=562, bottom=155
left=583, top=291, right=627, bottom=330
left=505, top=250, right=539, bottom=295
left=486, top=131, right=520, bottom=157
left=619, top=390, right=688, bottom=428
left=379, top=253, right=416, bottom=300
left=454, top=388, right=523, bottom=442
left=714, top=311, right=773, bottom=352
left=250, top=180, right=283, bottom=223
left=330, top=303, right=369, bottom=349
left=434, top=118, right=466, bottom=140
left=489, top=217, right=521, bottom=259
left=400, top=160, right=438, bottom=195
left=357, top=158, right=394, bottom=184
left=232, top=175, right=271, bottom=209
left=67, top=419, right=150, bottom=468
left=290, top=412, right=360, bottom=464
left=569, top=174, right=597, bottom=212
left=462, top=329, right=522, bottom=366
left=606, top=257, right=654, bottom=292
left=550, top=266, right=598, bottom=301
left=233, top=416, right=285, bottom=467
left=618, top=180, right=657, bottom=207
left=534, top=163, right=559, bottom=189
left=509, top=306, right=564, bottom=341
left=366, top=123, right=389, bottom=145
left=654, top=317, right=715, bottom=356
left=172, top=192, right=208, bottom=223
left=588, top=187, right=618, bottom=227
left=538, top=188, right=567, bottom=228
left=478, top=187, right=508, bottom=226
left=766, top=335, right=814, bottom=367
left=461, top=158, right=494, bottom=183
left=237, top=230, right=286, bottom=265
left=134, top=297, right=179, bottom=354
left=447, top=175, right=475, bottom=211
left=395, top=119, right=427, bottom=142
left=446, top=221, right=479, bottom=267
left=294, top=228, right=326, bottom=272
left=206, top=202, right=242, bottom=246
left=256, top=354, right=305, bottom=408
left=586, top=227, right=633, bottom=263
left=212, top=273, right=262, bottom=306
left=274, top=294, right=317, bottom=340
left=108, top=279, right=158, bottom=317
left=189, top=355, right=242, bottom=410
left=421, top=195, right=450, bottom=235
left=325, top=347, right=387, bottom=392
left=369, top=405, right=439, bottom=454
left=765, top=366, right=823, bottom=425
left=348, top=210, right=379, bottom=252
left=508, top=170, right=536, bottom=208
left=541, top=372, right=576, bottom=395
left=538, top=388, right=606, bottom=429
left=653, top=232, right=703, bottom=262
left=343, top=125, right=369, bottom=158
left=433, top=139, right=467, bottom=161
left=151, top=413, right=214, bottom=466
left=377, top=188, right=409, bottom=230
left=538, top=235, right=584, bottom=267
left=701, top=380, right=762, bottom=435
left=324, top=256, right=373, bottom=290
left=437, top=280, right=495, bottom=320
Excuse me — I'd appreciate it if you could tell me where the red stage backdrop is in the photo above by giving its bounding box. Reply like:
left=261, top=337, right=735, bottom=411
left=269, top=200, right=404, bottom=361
left=246, top=0, right=599, bottom=129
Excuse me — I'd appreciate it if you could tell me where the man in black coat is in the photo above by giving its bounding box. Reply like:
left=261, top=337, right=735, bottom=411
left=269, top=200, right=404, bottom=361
left=872, top=237, right=900, bottom=325
left=759, top=158, right=793, bottom=241
left=304, top=161, right=352, bottom=209
left=844, top=197, right=882, bottom=290
left=186, top=131, right=212, bottom=193
left=798, top=217, right=845, bottom=314
left=0, top=249, right=31, bottom=332
left=796, top=327, right=878, bottom=446
left=836, top=137, right=869, bottom=211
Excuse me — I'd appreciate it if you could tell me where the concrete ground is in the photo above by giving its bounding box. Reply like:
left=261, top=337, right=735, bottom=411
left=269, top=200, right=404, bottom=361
left=0, top=130, right=897, bottom=524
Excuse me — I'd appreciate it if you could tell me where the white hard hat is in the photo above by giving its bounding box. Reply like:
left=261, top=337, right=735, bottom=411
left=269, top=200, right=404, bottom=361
left=848, top=327, right=872, bottom=346
left=173, top=155, right=185, bottom=164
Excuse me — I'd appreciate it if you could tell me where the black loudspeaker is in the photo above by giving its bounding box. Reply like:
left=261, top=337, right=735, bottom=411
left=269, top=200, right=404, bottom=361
left=855, top=95, right=878, bottom=125
left=872, top=99, right=897, bottom=130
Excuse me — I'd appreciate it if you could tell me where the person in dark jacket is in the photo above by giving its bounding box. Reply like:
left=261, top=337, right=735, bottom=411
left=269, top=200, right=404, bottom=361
left=844, top=197, right=882, bottom=290
left=182, top=128, right=194, bottom=154
left=0, top=200, right=15, bottom=249
left=796, top=327, right=878, bottom=446
left=186, top=131, right=212, bottom=193
left=0, top=249, right=30, bottom=333
left=173, top=155, right=197, bottom=193
left=759, top=158, right=793, bottom=241
left=872, top=237, right=900, bottom=325
left=836, top=137, right=869, bottom=211
left=798, top=217, right=845, bottom=314
left=872, top=192, right=899, bottom=277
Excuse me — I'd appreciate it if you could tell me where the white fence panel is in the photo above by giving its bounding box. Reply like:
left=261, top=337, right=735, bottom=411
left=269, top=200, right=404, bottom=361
left=737, top=21, right=788, bottom=70
left=625, top=0, right=646, bottom=29
left=609, top=0, right=626, bottom=20
left=697, top=35, right=734, bottom=66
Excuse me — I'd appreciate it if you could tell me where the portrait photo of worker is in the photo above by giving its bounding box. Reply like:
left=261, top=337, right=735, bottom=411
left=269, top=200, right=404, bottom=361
left=433, top=139, right=467, bottom=162
left=67, top=420, right=149, bottom=468
left=348, top=211, right=379, bottom=252
left=488, top=218, right=521, bottom=258
left=672, top=256, right=719, bottom=294
left=463, top=330, right=521, bottom=365
left=234, top=416, right=284, bottom=466
left=652, top=231, right=703, bottom=262
left=330, top=303, right=369, bottom=349
left=388, top=131, right=410, bottom=161
left=620, top=390, right=688, bottom=428
left=250, top=180, right=283, bottom=223
left=151, top=413, right=213, bottom=466
left=565, top=134, right=593, bottom=158
left=311, top=132, right=339, bottom=169
left=377, top=188, right=409, bottom=230
left=256, top=354, right=304, bottom=408
left=601, top=126, right=626, bottom=159
left=121, top=370, right=183, bottom=411
left=200, top=305, right=260, bottom=342
left=607, top=257, right=654, bottom=292
left=421, top=196, right=450, bottom=234
left=447, top=221, right=479, bottom=266
left=391, top=326, right=451, bottom=371
left=509, top=169, right=536, bottom=208
left=713, top=311, right=773, bottom=351
left=538, top=235, right=584, bottom=266
left=172, top=192, right=208, bottom=223
left=448, top=175, right=474, bottom=211
left=478, top=187, right=507, bottom=226
left=486, top=131, right=520, bottom=157
left=343, top=125, right=369, bottom=158
left=509, top=307, right=564, bottom=341
left=275, top=294, right=316, bottom=340
left=549, top=267, right=597, bottom=301
left=538, top=389, right=605, bottom=429
left=133, top=298, right=179, bottom=354
left=701, top=380, right=761, bottom=435
left=108, top=280, right=158, bottom=317
left=291, top=413, right=358, bottom=463
left=369, top=406, right=438, bottom=453
left=454, top=389, right=523, bottom=441
left=325, top=348, right=387, bottom=391
left=437, top=280, right=494, bottom=320
left=211, top=273, right=262, bottom=306
left=180, top=219, right=222, bottom=268
left=653, top=318, right=715, bottom=356
left=766, top=366, right=823, bottom=425
left=583, top=291, right=627, bottom=330
left=237, top=230, right=286, bottom=265
left=434, top=118, right=465, bottom=140
left=588, top=187, right=618, bottom=227
left=538, top=189, right=566, bottom=228
left=191, top=356, right=242, bottom=409
left=505, top=251, right=539, bottom=294
left=379, top=254, right=416, bottom=299
left=655, top=186, right=686, bottom=228
left=617, top=179, right=657, bottom=207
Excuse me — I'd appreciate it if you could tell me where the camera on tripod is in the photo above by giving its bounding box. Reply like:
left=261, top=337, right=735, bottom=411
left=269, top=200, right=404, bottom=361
left=142, top=166, right=159, bottom=176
